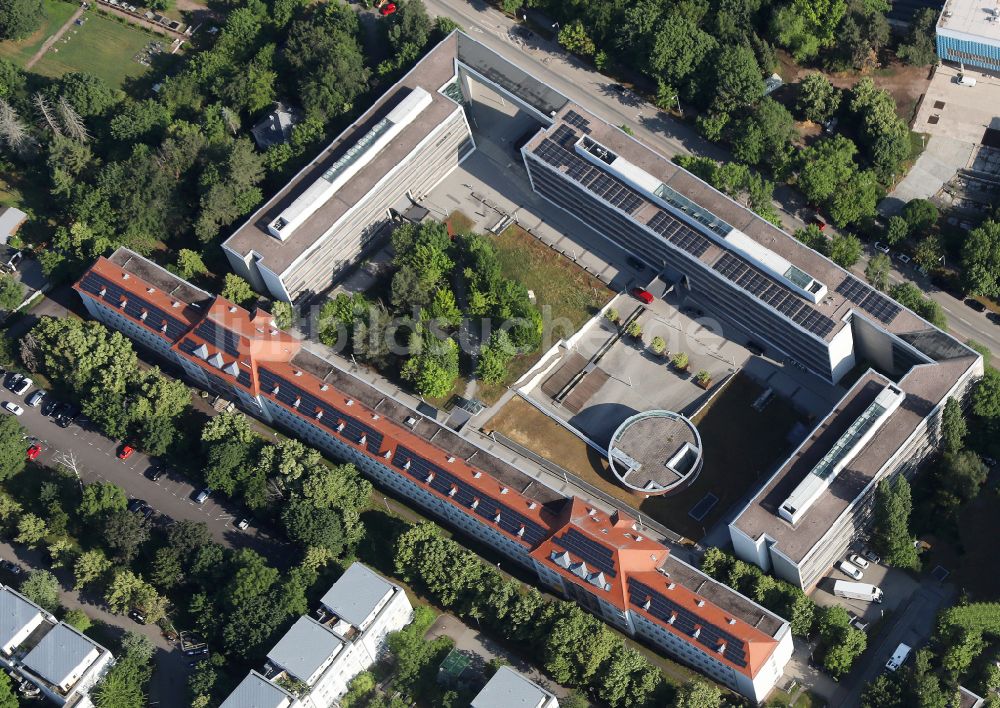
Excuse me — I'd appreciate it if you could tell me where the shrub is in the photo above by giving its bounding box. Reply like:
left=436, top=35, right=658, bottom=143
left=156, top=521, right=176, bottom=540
left=672, top=352, right=689, bottom=369
left=696, top=370, right=711, bottom=385
left=650, top=336, right=666, bottom=356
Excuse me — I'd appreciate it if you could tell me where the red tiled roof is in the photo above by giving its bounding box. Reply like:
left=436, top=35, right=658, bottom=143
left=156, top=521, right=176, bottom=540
left=73, top=255, right=785, bottom=679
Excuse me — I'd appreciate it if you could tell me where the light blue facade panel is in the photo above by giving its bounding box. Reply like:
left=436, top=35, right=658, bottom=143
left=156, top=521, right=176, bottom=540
left=937, top=34, right=1000, bottom=71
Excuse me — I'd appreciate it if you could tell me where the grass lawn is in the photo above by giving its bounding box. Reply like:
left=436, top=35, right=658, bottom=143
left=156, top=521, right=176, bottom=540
left=31, top=11, right=159, bottom=87
left=0, top=0, right=77, bottom=67
left=477, top=222, right=613, bottom=403
left=486, top=373, right=804, bottom=540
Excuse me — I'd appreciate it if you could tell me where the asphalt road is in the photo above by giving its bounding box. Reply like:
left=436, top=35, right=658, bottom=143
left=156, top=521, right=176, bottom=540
left=420, top=0, right=1000, bottom=360
left=2, top=384, right=287, bottom=566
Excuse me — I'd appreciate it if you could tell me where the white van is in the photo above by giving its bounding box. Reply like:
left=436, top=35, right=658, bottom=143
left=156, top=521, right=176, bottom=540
left=886, top=643, right=911, bottom=671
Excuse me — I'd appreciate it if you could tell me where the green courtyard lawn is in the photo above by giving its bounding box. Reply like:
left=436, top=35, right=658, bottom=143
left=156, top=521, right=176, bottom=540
left=0, top=0, right=78, bottom=66
left=31, top=11, right=160, bottom=87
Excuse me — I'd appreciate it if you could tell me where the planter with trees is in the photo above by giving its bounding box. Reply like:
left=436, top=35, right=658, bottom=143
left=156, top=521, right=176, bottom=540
left=695, top=370, right=712, bottom=389
left=671, top=352, right=689, bottom=372
left=626, top=320, right=642, bottom=341
left=650, top=336, right=667, bottom=357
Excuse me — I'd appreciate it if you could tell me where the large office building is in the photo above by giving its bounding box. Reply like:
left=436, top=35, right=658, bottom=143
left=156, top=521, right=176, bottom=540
left=937, top=0, right=1000, bottom=72
left=75, top=248, right=793, bottom=703
left=221, top=563, right=412, bottom=708
left=0, top=585, right=114, bottom=706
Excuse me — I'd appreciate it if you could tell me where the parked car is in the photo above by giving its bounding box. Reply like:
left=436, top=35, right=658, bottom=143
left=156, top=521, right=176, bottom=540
left=55, top=403, right=78, bottom=428
left=3, top=403, right=23, bottom=416
left=128, top=609, right=146, bottom=625
left=810, top=214, right=827, bottom=231
left=837, top=560, right=864, bottom=580
left=117, top=444, right=135, bottom=460
left=183, top=645, right=209, bottom=657
left=194, top=488, right=211, bottom=504
left=630, top=287, right=654, bottom=304
left=896, top=254, right=911, bottom=265
left=861, top=547, right=881, bottom=564
left=874, top=241, right=890, bottom=254
left=127, top=499, right=147, bottom=513
left=0, top=560, right=21, bottom=575
left=26, top=390, right=44, bottom=407
left=26, top=445, right=40, bottom=461
left=9, top=376, right=31, bottom=397
left=965, top=298, right=987, bottom=313
left=848, top=553, right=870, bottom=569
left=146, top=465, right=164, bottom=481
left=41, top=398, right=59, bottom=416
left=379, top=2, right=396, bottom=15
left=236, top=518, right=250, bottom=531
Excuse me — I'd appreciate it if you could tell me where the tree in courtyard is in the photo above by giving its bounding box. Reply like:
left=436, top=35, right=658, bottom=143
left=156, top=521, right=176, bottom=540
left=220, top=273, right=256, bottom=307
left=0, top=0, right=44, bottom=41
left=401, top=328, right=459, bottom=399
left=796, top=73, right=840, bottom=124
left=0, top=413, right=25, bottom=481
left=939, top=451, right=989, bottom=509
left=476, top=330, right=516, bottom=386
left=270, top=300, right=294, bottom=329
left=0, top=275, right=22, bottom=311
left=797, top=136, right=858, bottom=205
left=19, top=570, right=59, bottom=613
left=15, top=513, right=46, bottom=546
left=558, top=21, right=595, bottom=56
left=73, top=549, right=111, bottom=590
left=866, top=253, right=892, bottom=291
left=897, top=8, right=939, bottom=66
left=829, top=234, right=863, bottom=268
left=961, top=220, right=1000, bottom=298
left=597, top=644, right=663, bottom=707
left=730, top=98, right=796, bottom=168
left=674, top=679, right=723, bottom=708
left=902, top=199, right=939, bottom=235
left=64, top=609, right=92, bottom=632
left=885, top=215, right=909, bottom=245
left=543, top=604, right=618, bottom=685
left=103, top=510, right=150, bottom=563
left=873, top=475, right=920, bottom=570
left=709, top=45, right=765, bottom=113
left=174, top=249, right=208, bottom=280
left=940, top=397, right=967, bottom=454
left=829, top=170, right=879, bottom=226
left=0, top=672, right=16, bottom=708
left=973, top=368, right=1000, bottom=420
left=80, top=481, right=128, bottom=519
left=281, top=498, right=345, bottom=554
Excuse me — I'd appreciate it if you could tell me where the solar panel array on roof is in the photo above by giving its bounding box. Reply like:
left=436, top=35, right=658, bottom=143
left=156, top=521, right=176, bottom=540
left=258, top=368, right=384, bottom=455
left=195, top=319, right=241, bottom=356
left=628, top=578, right=748, bottom=667
left=836, top=276, right=902, bottom=325
left=237, top=370, right=252, bottom=388
left=713, top=253, right=835, bottom=338
left=392, top=445, right=548, bottom=546
left=533, top=130, right=644, bottom=215
left=552, top=528, right=617, bottom=577
left=79, top=272, right=189, bottom=341
left=646, top=210, right=711, bottom=259
left=563, top=110, right=592, bottom=134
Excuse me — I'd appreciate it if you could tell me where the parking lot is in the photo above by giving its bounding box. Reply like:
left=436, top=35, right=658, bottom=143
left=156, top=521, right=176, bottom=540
left=811, top=550, right=921, bottom=629
left=0, top=373, right=287, bottom=565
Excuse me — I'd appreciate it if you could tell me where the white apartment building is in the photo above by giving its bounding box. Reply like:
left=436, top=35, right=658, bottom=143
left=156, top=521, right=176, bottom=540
left=0, top=586, right=114, bottom=706
left=225, top=563, right=412, bottom=708
left=471, top=667, right=559, bottom=708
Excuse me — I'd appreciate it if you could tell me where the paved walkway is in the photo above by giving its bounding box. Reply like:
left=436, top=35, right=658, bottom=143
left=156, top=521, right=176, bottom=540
left=25, top=5, right=84, bottom=69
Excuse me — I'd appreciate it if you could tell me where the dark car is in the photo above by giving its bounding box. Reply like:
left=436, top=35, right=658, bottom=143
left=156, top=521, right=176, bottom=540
left=128, top=609, right=146, bottom=625
left=41, top=398, right=60, bottom=416
left=56, top=403, right=78, bottom=428
left=965, top=298, right=988, bottom=313
left=146, top=465, right=164, bottom=481
left=0, top=560, right=21, bottom=575
left=183, top=645, right=209, bottom=657
left=127, top=498, right=147, bottom=513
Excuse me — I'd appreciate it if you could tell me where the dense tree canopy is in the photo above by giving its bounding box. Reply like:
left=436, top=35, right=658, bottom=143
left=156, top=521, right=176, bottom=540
left=0, top=0, right=43, bottom=41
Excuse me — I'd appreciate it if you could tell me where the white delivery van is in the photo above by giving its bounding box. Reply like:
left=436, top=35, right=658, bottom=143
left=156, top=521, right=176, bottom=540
left=886, top=643, right=911, bottom=671
left=833, top=580, right=884, bottom=603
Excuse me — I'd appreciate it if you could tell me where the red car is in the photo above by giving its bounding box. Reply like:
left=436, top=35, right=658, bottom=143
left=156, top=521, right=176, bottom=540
left=630, top=287, right=654, bottom=304
left=117, top=444, right=135, bottom=461
left=380, top=2, right=396, bottom=15
left=26, top=445, right=40, bottom=461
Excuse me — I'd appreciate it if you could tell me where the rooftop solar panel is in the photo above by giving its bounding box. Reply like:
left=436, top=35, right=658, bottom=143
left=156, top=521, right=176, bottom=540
left=533, top=135, right=644, bottom=216
left=195, top=319, right=241, bottom=357
left=647, top=211, right=711, bottom=258
left=392, top=444, right=548, bottom=546
left=79, top=272, right=190, bottom=341
left=712, top=253, right=835, bottom=338
left=553, top=528, right=617, bottom=577
left=258, top=368, right=384, bottom=455
left=836, top=277, right=901, bottom=324
left=564, top=110, right=592, bottom=133
left=628, top=578, right=748, bottom=667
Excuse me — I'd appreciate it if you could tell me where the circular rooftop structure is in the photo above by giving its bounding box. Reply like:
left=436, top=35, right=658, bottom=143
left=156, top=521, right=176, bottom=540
left=608, top=411, right=703, bottom=496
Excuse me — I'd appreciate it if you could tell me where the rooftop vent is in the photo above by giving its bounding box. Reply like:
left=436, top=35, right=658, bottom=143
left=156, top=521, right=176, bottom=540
left=642, top=598, right=651, bottom=611
left=668, top=613, right=676, bottom=625
left=473, top=471, right=481, bottom=478
left=139, top=310, right=148, bottom=320
left=383, top=450, right=391, bottom=459
left=336, top=422, right=345, bottom=433
left=119, top=298, right=127, bottom=308
left=292, top=397, right=301, bottom=408
left=315, top=409, right=323, bottom=420
left=447, top=456, right=455, bottom=463
left=471, top=499, right=479, bottom=509
left=696, top=599, right=705, bottom=607
left=146, top=287, right=155, bottom=294
left=500, top=487, right=509, bottom=495
left=229, top=306, right=237, bottom=313
left=728, top=618, right=737, bottom=625
left=425, top=473, right=434, bottom=483
left=403, top=459, right=411, bottom=470
left=372, top=414, right=379, bottom=421
left=122, top=273, right=130, bottom=280
left=320, top=384, right=329, bottom=391
left=294, top=370, right=302, bottom=377
left=667, top=582, right=676, bottom=590
left=358, top=434, right=367, bottom=446
left=528, top=502, right=537, bottom=510
left=99, top=287, right=107, bottom=296
left=404, top=416, right=417, bottom=427
left=448, top=486, right=457, bottom=497
left=171, top=301, right=179, bottom=308
left=494, top=511, right=501, bottom=523
left=346, top=399, right=354, bottom=406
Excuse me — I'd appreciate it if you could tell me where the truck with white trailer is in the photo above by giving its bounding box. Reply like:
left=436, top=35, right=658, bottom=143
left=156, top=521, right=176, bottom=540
left=833, top=580, right=883, bottom=603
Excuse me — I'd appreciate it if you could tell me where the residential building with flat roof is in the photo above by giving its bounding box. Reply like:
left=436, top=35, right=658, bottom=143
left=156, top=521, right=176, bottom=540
left=220, top=670, right=299, bottom=708
left=75, top=249, right=794, bottom=702
left=222, top=563, right=412, bottom=708
left=471, top=666, right=559, bottom=708
left=937, top=0, right=1000, bottom=72
left=0, top=586, right=113, bottom=706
